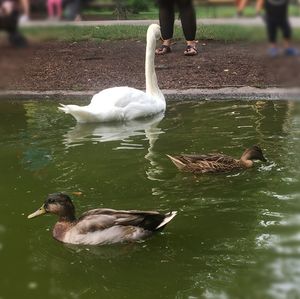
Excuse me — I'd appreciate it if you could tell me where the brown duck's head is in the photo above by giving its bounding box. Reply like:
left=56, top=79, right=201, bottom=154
left=28, top=193, right=76, bottom=221
left=241, top=145, right=267, bottom=162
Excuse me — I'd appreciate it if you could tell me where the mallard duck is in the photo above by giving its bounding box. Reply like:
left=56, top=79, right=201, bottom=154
left=28, top=193, right=176, bottom=245
left=58, top=24, right=165, bottom=123
left=167, top=145, right=266, bottom=174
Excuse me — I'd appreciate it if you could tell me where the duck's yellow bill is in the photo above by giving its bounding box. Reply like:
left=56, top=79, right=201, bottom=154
left=28, top=205, right=46, bottom=219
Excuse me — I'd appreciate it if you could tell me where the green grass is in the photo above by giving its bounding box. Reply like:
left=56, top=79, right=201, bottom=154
left=22, top=24, right=300, bottom=43
left=22, top=25, right=147, bottom=42
left=195, top=4, right=300, bottom=18
left=83, top=5, right=300, bottom=19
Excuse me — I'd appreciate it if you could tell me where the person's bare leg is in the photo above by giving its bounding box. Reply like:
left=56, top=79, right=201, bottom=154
left=255, top=0, right=263, bottom=15
left=161, top=39, right=172, bottom=47
left=19, top=0, right=30, bottom=21
left=283, top=39, right=290, bottom=49
left=237, top=0, right=247, bottom=16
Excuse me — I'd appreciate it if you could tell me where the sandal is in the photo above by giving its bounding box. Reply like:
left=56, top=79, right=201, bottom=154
left=184, top=45, right=198, bottom=56
left=155, top=45, right=171, bottom=55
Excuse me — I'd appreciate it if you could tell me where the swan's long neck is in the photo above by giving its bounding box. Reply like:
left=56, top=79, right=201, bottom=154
left=145, top=32, right=164, bottom=100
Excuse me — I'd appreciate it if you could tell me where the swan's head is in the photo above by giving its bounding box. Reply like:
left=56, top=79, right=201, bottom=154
left=147, top=24, right=161, bottom=41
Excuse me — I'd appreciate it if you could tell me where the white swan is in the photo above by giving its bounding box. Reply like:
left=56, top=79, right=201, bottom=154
left=58, top=24, right=165, bottom=123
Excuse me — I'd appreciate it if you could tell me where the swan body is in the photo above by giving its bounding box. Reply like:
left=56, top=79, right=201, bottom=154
left=58, top=24, right=165, bottom=123
left=28, top=193, right=177, bottom=245
left=167, top=145, right=267, bottom=174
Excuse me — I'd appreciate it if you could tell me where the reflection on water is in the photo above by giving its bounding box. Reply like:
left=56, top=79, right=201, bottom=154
left=62, top=113, right=165, bottom=181
left=0, top=100, right=299, bottom=299
left=62, top=113, right=164, bottom=147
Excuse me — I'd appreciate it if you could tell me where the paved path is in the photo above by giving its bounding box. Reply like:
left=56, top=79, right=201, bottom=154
left=20, top=17, right=300, bottom=28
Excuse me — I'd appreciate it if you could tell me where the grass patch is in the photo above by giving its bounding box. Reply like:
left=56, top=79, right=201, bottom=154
left=22, top=25, right=147, bottom=42
left=83, top=5, right=300, bottom=19
left=22, top=24, right=300, bottom=43
left=198, top=25, right=267, bottom=42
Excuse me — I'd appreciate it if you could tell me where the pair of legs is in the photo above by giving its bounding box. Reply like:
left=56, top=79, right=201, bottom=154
left=47, top=0, right=62, bottom=19
left=265, top=2, right=297, bottom=56
left=64, top=0, right=81, bottom=21
left=266, top=16, right=291, bottom=48
left=0, top=0, right=27, bottom=47
left=156, top=0, right=197, bottom=56
left=236, top=0, right=261, bottom=16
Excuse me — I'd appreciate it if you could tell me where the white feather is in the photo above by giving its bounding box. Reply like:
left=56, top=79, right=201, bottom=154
left=156, top=211, right=177, bottom=229
left=58, top=24, right=165, bottom=123
left=63, top=225, right=149, bottom=245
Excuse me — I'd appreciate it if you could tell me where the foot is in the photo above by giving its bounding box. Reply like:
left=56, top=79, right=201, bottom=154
left=235, top=11, right=243, bottom=18
left=284, top=47, right=299, bottom=56
left=19, top=14, right=29, bottom=23
left=74, top=14, right=82, bottom=21
left=155, top=44, right=171, bottom=55
left=8, top=32, right=28, bottom=48
left=267, top=47, right=279, bottom=57
left=184, top=44, right=198, bottom=56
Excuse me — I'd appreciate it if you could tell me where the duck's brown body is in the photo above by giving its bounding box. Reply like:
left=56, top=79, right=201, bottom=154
left=28, top=194, right=177, bottom=245
left=167, top=146, right=266, bottom=174
left=167, top=154, right=245, bottom=174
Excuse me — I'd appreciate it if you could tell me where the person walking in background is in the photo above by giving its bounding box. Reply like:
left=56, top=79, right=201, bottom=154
left=19, top=0, right=30, bottom=22
left=236, top=0, right=261, bottom=17
left=64, top=0, right=82, bottom=21
left=257, top=0, right=298, bottom=57
left=47, top=0, right=62, bottom=20
left=155, top=0, right=197, bottom=56
left=235, top=0, right=245, bottom=17
left=0, top=0, right=27, bottom=47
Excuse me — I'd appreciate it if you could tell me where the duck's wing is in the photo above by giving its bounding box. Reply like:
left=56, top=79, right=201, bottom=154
left=77, top=209, right=176, bottom=234
left=167, top=153, right=239, bottom=173
left=185, top=154, right=236, bottom=163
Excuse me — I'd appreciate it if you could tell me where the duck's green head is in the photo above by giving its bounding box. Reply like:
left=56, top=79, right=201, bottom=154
left=242, top=145, right=267, bottom=162
left=28, top=193, right=76, bottom=221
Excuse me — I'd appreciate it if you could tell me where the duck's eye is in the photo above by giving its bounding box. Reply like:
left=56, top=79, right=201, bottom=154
left=48, top=199, right=56, bottom=204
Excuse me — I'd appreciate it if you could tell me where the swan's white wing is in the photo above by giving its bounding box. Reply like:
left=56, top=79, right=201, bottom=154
left=90, top=87, right=143, bottom=107
left=90, top=87, right=149, bottom=107
left=89, top=86, right=165, bottom=121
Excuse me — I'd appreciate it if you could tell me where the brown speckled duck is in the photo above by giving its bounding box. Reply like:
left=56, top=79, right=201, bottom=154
left=167, top=145, right=266, bottom=174
left=28, top=193, right=177, bottom=245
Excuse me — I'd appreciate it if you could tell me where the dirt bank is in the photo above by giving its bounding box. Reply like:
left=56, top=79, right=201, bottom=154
left=0, top=40, right=299, bottom=91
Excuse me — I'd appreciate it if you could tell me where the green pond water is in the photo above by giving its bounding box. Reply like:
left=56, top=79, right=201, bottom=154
left=0, top=100, right=299, bottom=299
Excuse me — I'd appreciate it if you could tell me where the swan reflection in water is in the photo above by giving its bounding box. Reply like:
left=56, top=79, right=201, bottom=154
left=63, top=113, right=165, bottom=181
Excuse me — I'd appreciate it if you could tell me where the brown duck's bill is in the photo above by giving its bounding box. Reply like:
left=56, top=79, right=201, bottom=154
left=28, top=205, right=46, bottom=219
